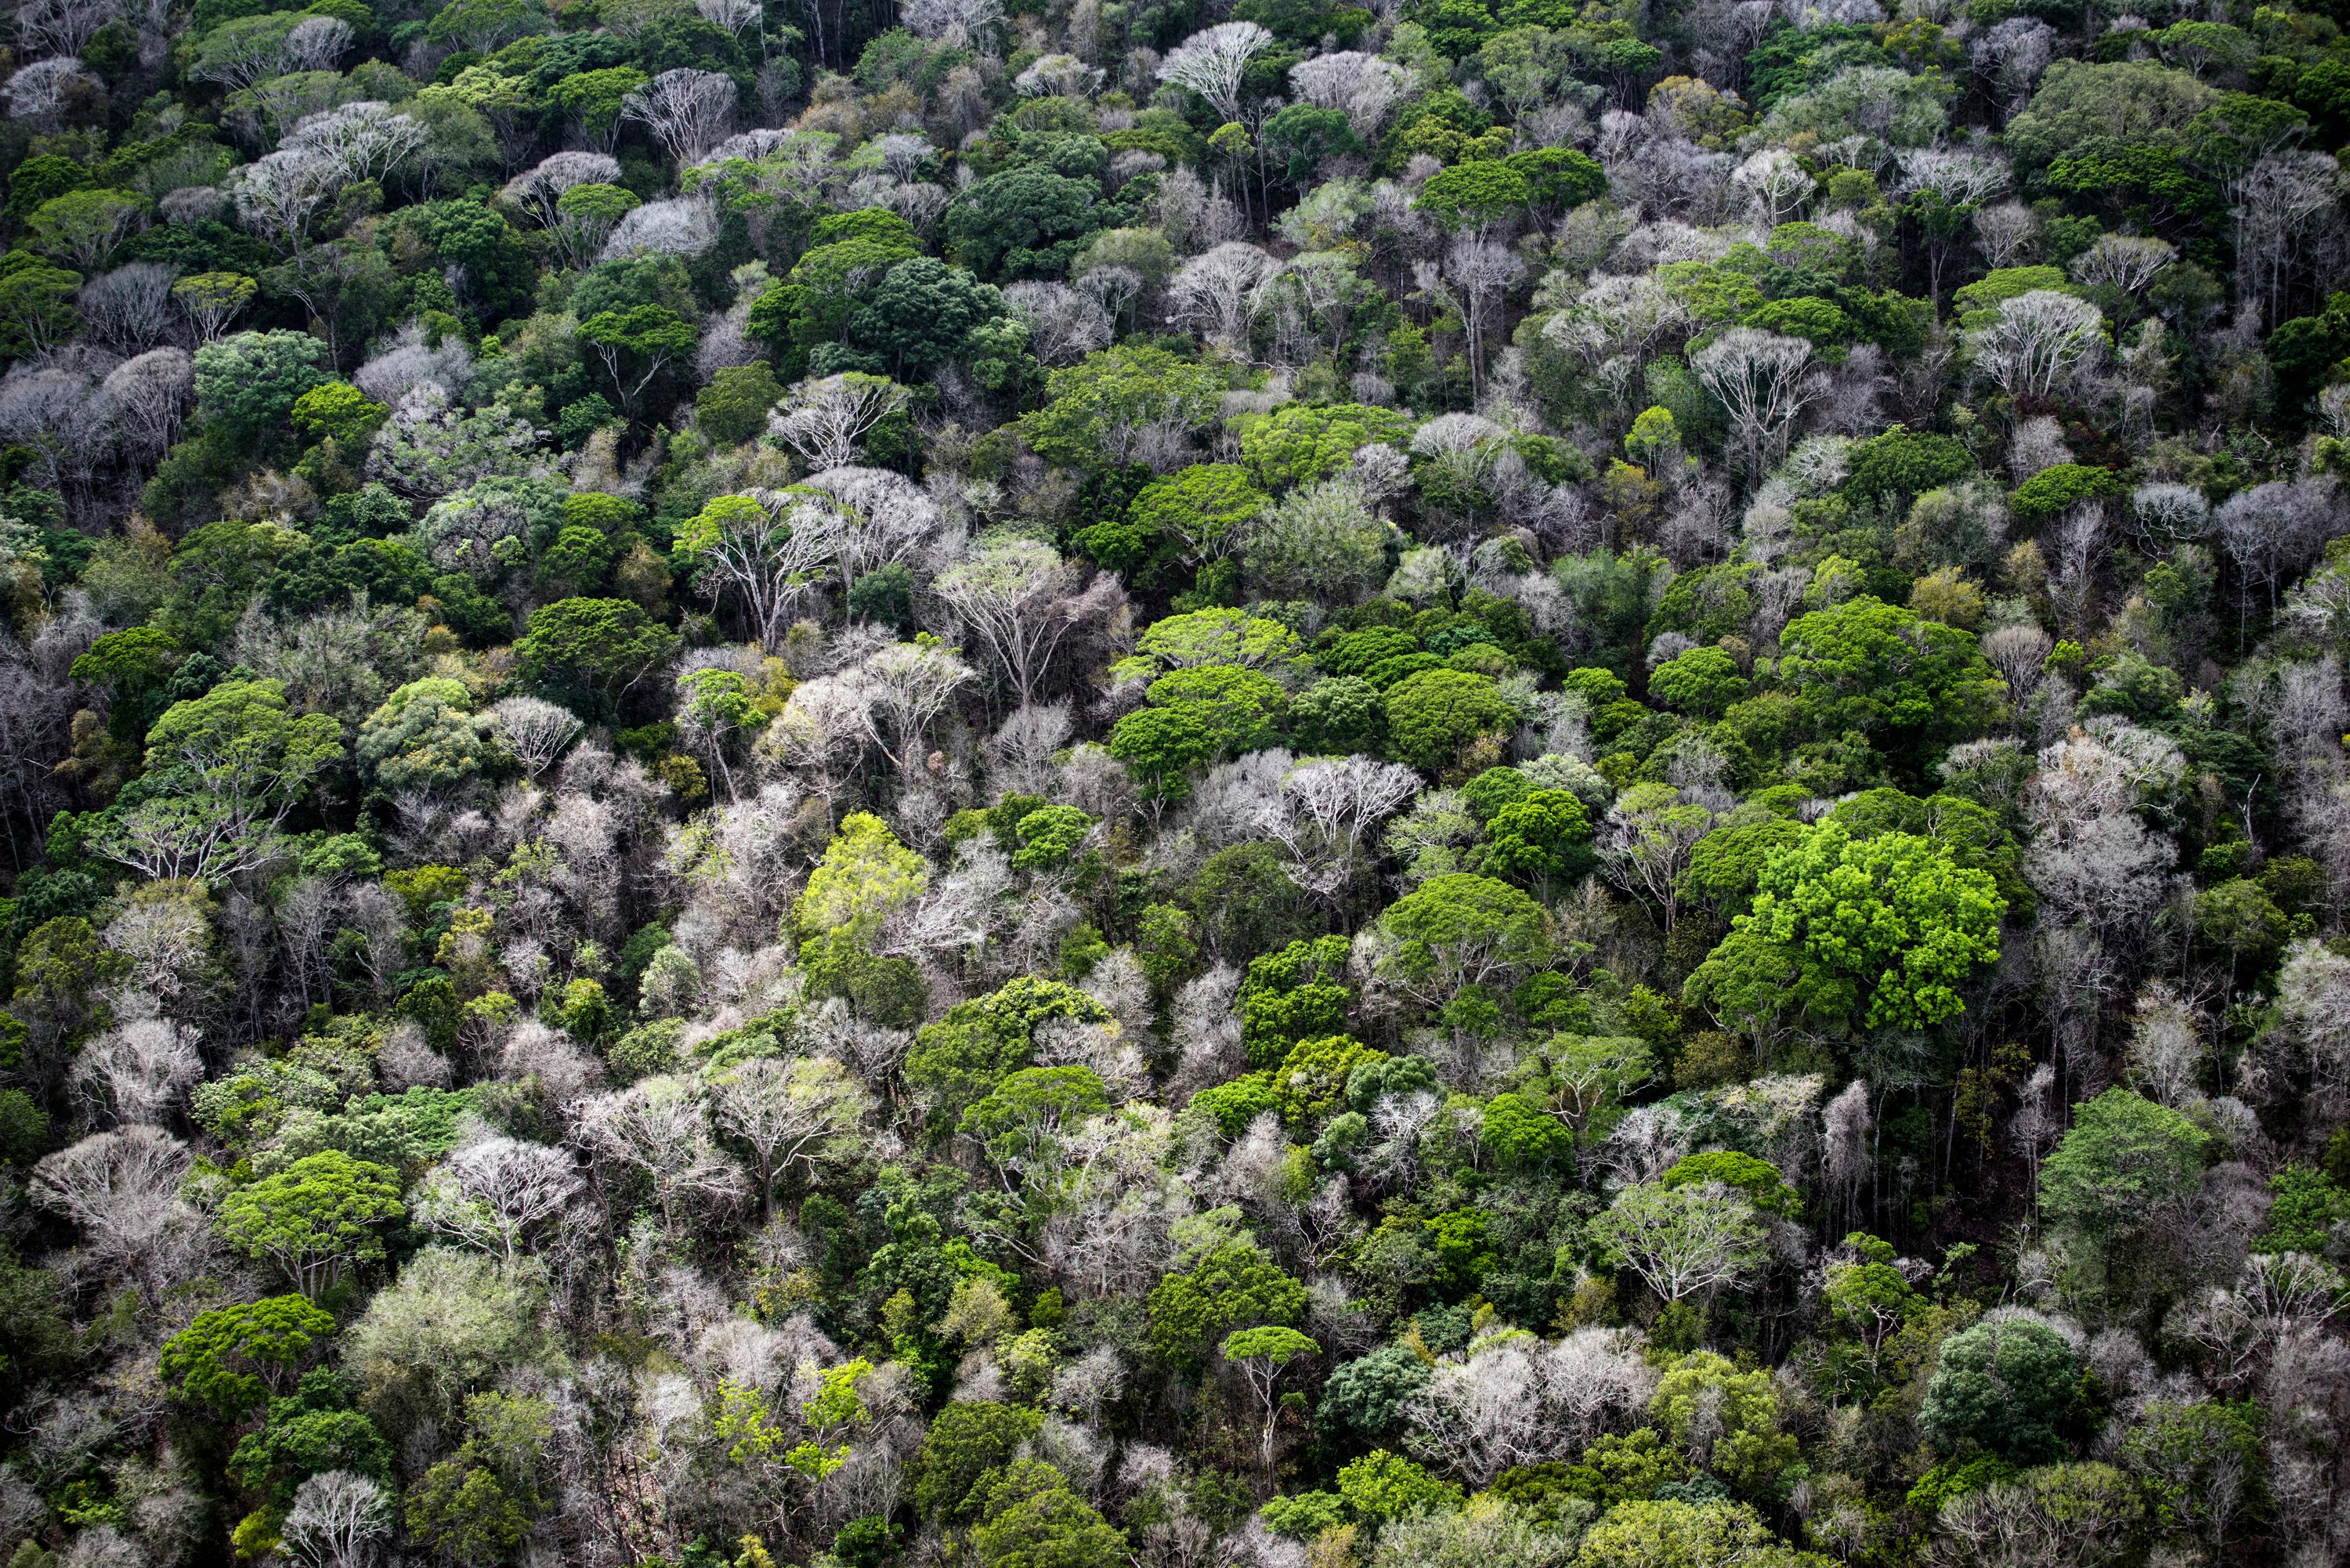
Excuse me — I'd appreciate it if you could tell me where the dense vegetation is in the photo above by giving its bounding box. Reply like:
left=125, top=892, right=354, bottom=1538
left=2, top=0, right=2350, bottom=1563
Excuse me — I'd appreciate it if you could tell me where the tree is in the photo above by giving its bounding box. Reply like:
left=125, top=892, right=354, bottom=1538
left=574, top=1075, right=748, bottom=1229
left=967, top=1461, right=1129, bottom=1568
left=855, top=257, right=1007, bottom=378
left=413, top=1136, right=580, bottom=1260
left=1383, top=669, right=1516, bottom=772
left=2038, top=1087, right=2208, bottom=1254
left=357, top=678, right=501, bottom=793
left=1376, top=873, right=1553, bottom=1013
left=99, top=677, right=344, bottom=880
left=1967, top=290, right=2106, bottom=402
left=27, top=188, right=147, bottom=272
left=1148, top=1233, right=1307, bottom=1367
left=194, top=329, right=329, bottom=445
left=1167, top=242, right=1278, bottom=354
left=710, top=1055, right=872, bottom=1218
left=514, top=598, right=677, bottom=715
left=1918, top=1313, right=2081, bottom=1464
left=0, top=251, right=84, bottom=361
left=1575, top=1500, right=1815, bottom=1568
left=1126, top=465, right=1267, bottom=573
left=1157, top=21, right=1273, bottom=121
left=1774, top=596, right=2003, bottom=748
left=577, top=303, right=696, bottom=413
left=161, top=1295, right=340, bottom=1420
left=1022, top=346, right=1225, bottom=473
left=1224, top=1326, right=1319, bottom=1469
left=281, top=1469, right=391, bottom=1568
left=1932, top=1462, right=2144, bottom=1568
left=216, top=1151, right=407, bottom=1299
left=1591, top=1180, right=1769, bottom=1306
left=768, top=374, right=910, bottom=471
left=933, top=539, right=1099, bottom=709
left=1691, top=327, right=1817, bottom=482
left=1683, top=822, right=2005, bottom=1039
left=620, top=67, right=736, bottom=165
left=940, top=167, right=1107, bottom=282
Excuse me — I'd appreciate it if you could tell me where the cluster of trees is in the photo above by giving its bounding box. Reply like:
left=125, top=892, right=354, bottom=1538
left=3, top=0, right=2350, bottom=1563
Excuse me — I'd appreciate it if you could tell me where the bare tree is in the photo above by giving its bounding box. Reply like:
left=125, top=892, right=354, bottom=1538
left=1972, top=202, right=2038, bottom=269
left=1002, top=281, right=1112, bottom=366
left=575, top=1075, right=749, bottom=1230
left=280, top=1472, right=390, bottom=1568
left=1968, top=289, right=2105, bottom=403
left=13, top=0, right=116, bottom=57
left=1732, top=148, right=1814, bottom=226
left=1400, top=1328, right=1657, bottom=1485
left=1589, top=1179, right=1768, bottom=1305
left=620, top=68, right=737, bottom=167
left=709, top=1055, right=873, bottom=1219
left=769, top=374, right=910, bottom=471
left=933, top=538, right=1104, bottom=709
left=859, top=641, right=974, bottom=771
left=1166, top=242, right=1276, bottom=354
left=416, top=1135, right=584, bottom=1260
left=501, top=150, right=624, bottom=228
left=2235, top=152, right=2344, bottom=324
left=78, top=263, right=179, bottom=352
left=680, top=489, right=832, bottom=652
left=487, top=695, right=585, bottom=779
left=229, top=148, right=347, bottom=254
left=1156, top=22, right=1272, bottom=122
left=1691, top=327, right=1818, bottom=482
left=2069, top=234, right=2175, bottom=295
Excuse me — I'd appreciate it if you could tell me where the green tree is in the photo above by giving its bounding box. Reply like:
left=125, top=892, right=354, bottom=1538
left=160, top=1295, right=339, bottom=1421
left=1124, top=464, right=1269, bottom=575
left=1648, top=646, right=1751, bottom=717
left=1417, top=161, right=1531, bottom=232
left=514, top=598, right=678, bottom=717
left=967, top=1459, right=1130, bottom=1568
left=1376, top=873, right=1553, bottom=1013
left=694, top=362, right=784, bottom=446
left=0, top=251, right=83, bottom=361
left=941, top=166, right=1108, bottom=280
left=2038, top=1088, right=2209, bottom=1254
left=215, top=1150, right=407, bottom=1299
left=194, top=330, right=330, bottom=446
left=290, top=381, right=389, bottom=446
left=26, top=189, right=148, bottom=272
left=1148, top=1233, right=1307, bottom=1367
left=908, top=1400, right=1043, bottom=1520
left=855, top=257, right=1009, bottom=377
left=1336, top=1449, right=1463, bottom=1523
left=1574, top=1499, right=1822, bottom=1568
left=1772, top=596, right=2002, bottom=750
left=1383, top=669, right=1517, bottom=771
left=1223, top=1325, right=1320, bottom=1468
left=1683, top=823, right=2005, bottom=1039
left=1022, top=346, right=1225, bottom=473
left=357, top=678, right=501, bottom=794
left=1917, top=1314, right=2081, bottom=1465
left=578, top=304, right=698, bottom=413
left=228, top=1370, right=395, bottom=1505
left=1481, top=1091, right=1572, bottom=1169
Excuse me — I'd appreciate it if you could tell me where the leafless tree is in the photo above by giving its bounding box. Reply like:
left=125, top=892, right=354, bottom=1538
left=101, top=345, right=193, bottom=464
left=229, top=147, right=347, bottom=254
left=1166, top=242, right=1276, bottom=354
left=1156, top=22, right=1271, bottom=122
left=1972, top=201, right=2038, bottom=269
left=78, top=262, right=179, bottom=352
left=1002, top=281, right=1112, bottom=366
left=933, top=538, right=1108, bottom=709
left=72, top=1017, right=201, bottom=1126
left=502, top=150, right=624, bottom=228
left=2235, top=152, right=2344, bottom=324
left=486, top=695, right=585, bottom=779
left=1732, top=148, right=1813, bottom=226
left=1401, top=1328, right=1657, bottom=1485
left=1968, top=289, right=2105, bottom=403
left=416, top=1135, right=584, bottom=1260
left=859, top=641, right=974, bottom=771
left=769, top=374, right=911, bottom=471
left=710, top=1056, right=873, bottom=1219
left=280, top=1471, right=390, bottom=1568
left=793, top=465, right=941, bottom=602
left=2070, top=234, right=2175, bottom=295
left=13, top=0, right=116, bottom=57
left=576, top=1074, right=749, bottom=1230
left=1692, top=327, right=1818, bottom=482
left=621, top=69, right=737, bottom=167
left=1289, top=50, right=1410, bottom=139
left=284, top=101, right=426, bottom=186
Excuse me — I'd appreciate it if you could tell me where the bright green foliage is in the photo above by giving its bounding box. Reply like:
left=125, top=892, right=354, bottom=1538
left=1478, top=789, right=1594, bottom=890
left=908, top=1400, right=1044, bottom=1519
left=798, top=812, right=930, bottom=938
left=967, top=1458, right=1130, bottom=1568
left=1418, top=161, right=1532, bottom=230
left=1336, top=1449, right=1463, bottom=1523
left=358, top=678, right=501, bottom=793
left=2258, top=1165, right=2350, bottom=1254
left=2115, top=1399, right=2264, bottom=1540
left=1661, top=1151, right=1800, bottom=1216
left=1236, top=403, right=1415, bottom=489
left=906, top=977, right=1112, bottom=1128
left=216, top=1151, right=407, bottom=1299
left=143, top=677, right=345, bottom=807
left=1319, top=1343, right=1434, bottom=1437
left=1383, top=669, right=1517, bottom=771
left=1023, top=346, right=1224, bottom=473
left=1010, top=805, right=1094, bottom=872
left=2008, top=463, right=2125, bottom=524
left=1273, top=1035, right=1386, bottom=1125
left=1574, top=1499, right=1824, bottom=1568
left=404, top=1391, right=556, bottom=1566
left=1772, top=597, right=2002, bottom=747
left=1648, top=646, right=1751, bottom=717
left=1683, top=823, right=2005, bottom=1036
left=1650, top=1353, right=1798, bottom=1495
left=228, top=1370, right=395, bottom=1506
left=1376, top=873, right=1553, bottom=1011
left=1242, top=936, right=1354, bottom=1065
left=160, top=1295, right=338, bottom=1421
left=514, top=598, right=677, bottom=714
left=1918, top=1315, right=2081, bottom=1465
left=2038, top=1088, right=2210, bottom=1245
left=194, top=331, right=330, bottom=445
left=1481, top=1092, right=1572, bottom=1169
left=1148, top=1235, right=1307, bottom=1366
left=1134, top=608, right=1303, bottom=671
left=959, top=1066, right=1111, bottom=1175
left=695, top=363, right=785, bottom=446
left=291, top=381, right=390, bottom=446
